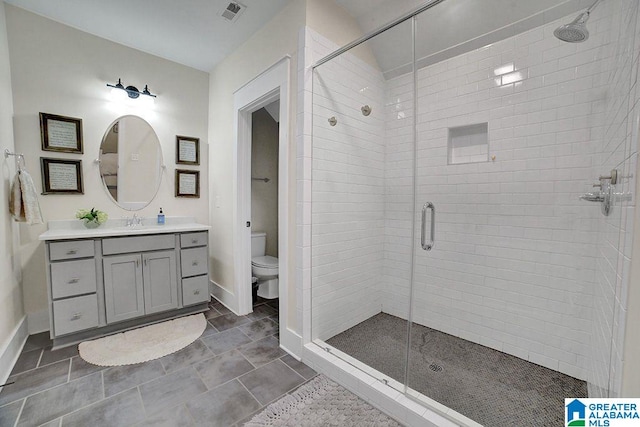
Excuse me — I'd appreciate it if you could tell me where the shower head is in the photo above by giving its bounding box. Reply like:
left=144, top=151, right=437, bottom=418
left=554, top=11, right=590, bottom=43
left=554, top=0, right=603, bottom=43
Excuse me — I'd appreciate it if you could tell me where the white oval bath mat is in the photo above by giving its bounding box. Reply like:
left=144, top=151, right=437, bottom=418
left=78, top=313, right=206, bottom=366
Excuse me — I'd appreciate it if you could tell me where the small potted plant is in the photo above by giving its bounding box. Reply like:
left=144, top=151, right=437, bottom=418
left=76, top=208, right=108, bottom=229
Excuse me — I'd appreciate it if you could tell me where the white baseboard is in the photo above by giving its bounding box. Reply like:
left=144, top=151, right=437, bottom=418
left=27, top=310, right=50, bottom=334
left=209, top=279, right=239, bottom=315
left=280, top=327, right=302, bottom=359
left=0, top=316, right=28, bottom=390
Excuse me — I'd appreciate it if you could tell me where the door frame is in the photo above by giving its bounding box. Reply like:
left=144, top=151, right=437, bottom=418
left=233, top=56, right=291, bottom=341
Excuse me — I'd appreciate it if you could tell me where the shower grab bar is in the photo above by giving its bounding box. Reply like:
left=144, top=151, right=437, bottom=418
left=421, top=202, right=435, bottom=251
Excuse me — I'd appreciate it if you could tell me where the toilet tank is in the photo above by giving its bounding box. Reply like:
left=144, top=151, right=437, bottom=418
left=251, top=232, right=267, bottom=257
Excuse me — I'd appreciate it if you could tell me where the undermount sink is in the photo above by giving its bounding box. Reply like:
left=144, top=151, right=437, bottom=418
left=118, top=222, right=164, bottom=229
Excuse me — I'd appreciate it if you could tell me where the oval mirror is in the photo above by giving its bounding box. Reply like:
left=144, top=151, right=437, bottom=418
left=99, top=115, right=163, bottom=211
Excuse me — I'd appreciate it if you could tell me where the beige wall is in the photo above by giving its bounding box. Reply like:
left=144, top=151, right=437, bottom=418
left=207, top=0, right=305, bottom=327
left=208, top=0, right=370, bottom=332
left=5, top=5, right=209, bottom=324
left=0, top=2, right=24, bottom=355
left=251, top=108, right=279, bottom=258
left=306, top=0, right=378, bottom=67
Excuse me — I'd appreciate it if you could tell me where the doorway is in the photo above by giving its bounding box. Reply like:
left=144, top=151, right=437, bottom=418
left=232, top=57, right=297, bottom=354
left=250, top=103, right=280, bottom=320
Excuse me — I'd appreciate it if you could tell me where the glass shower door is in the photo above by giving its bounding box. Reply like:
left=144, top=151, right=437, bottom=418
left=310, top=18, right=416, bottom=391
left=407, top=1, right=599, bottom=424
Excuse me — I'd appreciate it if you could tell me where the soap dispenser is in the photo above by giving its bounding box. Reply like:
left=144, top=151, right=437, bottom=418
left=157, top=208, right=165, bottom=225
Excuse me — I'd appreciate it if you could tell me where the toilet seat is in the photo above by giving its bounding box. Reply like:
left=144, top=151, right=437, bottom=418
left=252, top=255, right=278, bottom=278
left=251, top=255, right=278, bottom=269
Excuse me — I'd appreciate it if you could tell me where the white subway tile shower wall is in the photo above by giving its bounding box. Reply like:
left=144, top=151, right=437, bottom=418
left=592, top=0, right=640, bottom=398
left=308, top=1, right=639, bottom=394
left=382, top=10, right=623, bottom=380
left=381, top=68, right=415, bottom=321
left=311, top=35, right=388, bottom=340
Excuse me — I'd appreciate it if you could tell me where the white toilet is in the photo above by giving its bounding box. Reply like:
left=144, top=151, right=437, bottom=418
left=251, top=232, right=279, bottom=299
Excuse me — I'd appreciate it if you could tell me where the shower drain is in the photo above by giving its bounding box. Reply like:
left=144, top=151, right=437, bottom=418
left=429, top=364, right=443, bottom=372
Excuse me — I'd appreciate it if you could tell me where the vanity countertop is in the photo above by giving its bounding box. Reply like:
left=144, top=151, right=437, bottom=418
left=39, top=217, right=210, bottom=241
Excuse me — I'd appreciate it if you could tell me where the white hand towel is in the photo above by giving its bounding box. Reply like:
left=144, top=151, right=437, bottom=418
left=16, top=169, right=43, bottom=225
left=9, top=172, right=25, bottom=222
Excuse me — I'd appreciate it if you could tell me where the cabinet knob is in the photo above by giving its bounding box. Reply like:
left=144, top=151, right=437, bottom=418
left=194, top=289, right=200, bottom=295
left=192, top=239, right=198, bottom=244
left=70, top=313, right=82, bottom=321
left=192, top=261, right=198, bottom=266
left=68, top=278, right=80, bottom=284
left=66, top=249, right=77, bottom=255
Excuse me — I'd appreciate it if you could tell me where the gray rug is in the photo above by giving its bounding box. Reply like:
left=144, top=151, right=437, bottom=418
left=327, top=313, right=587, bottom=427
left=245, top=375, right=401, bottom=427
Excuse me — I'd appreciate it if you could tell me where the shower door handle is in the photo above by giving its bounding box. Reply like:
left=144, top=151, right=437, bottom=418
left=421, top=202, right=435, bottom=251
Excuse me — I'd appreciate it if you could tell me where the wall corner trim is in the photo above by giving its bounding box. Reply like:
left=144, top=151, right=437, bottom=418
left=280, top=328, right=303, bottom=359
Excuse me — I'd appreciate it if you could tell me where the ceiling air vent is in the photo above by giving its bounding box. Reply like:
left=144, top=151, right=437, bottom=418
left=219, top=2, right=246, bottom=23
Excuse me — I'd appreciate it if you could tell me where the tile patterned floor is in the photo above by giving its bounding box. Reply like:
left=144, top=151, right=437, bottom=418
left=0, top=298, right=316, bottom=427
left=328, top=312, right=587, bottom=427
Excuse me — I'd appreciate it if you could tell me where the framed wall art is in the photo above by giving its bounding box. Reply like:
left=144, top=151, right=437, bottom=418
left=176, top=136, right=199, bottom=165
left=39, top=112, right=83, bottom=153
left=175, top=169, right=200, bottom=198
left=40, top=157, right=84, bottom=194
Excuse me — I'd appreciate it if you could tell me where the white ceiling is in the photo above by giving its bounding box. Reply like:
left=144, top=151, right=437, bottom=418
left=3, top=0, right=293, bottom=72
left=4, top=0, right=593, bottom=74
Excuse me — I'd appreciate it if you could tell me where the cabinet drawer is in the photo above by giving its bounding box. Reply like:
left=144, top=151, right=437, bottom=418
left=180, top=232, right=208, bottom=248
left=182, top=275, right=209, bottom=306
left=51, top=259, right=97, bottom=299
left=181, top=247, right=208, bottom=277
left=49, top=240, right=95, bottom=261
left=102, top=234, right=175, bottom=255
left=53, top=294, right=99, bottom=336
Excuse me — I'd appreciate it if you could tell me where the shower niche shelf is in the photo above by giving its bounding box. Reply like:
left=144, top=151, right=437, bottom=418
left=448, top=122, right=488, bottom=165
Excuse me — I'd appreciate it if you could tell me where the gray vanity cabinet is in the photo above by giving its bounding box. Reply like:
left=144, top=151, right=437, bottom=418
left=103, top=250, right=178, bottom=323
left=47, top=240, right=101, bottom=337
left=103, top=254, right=145, bottom=323
left=180, top=232, right=210, bottom=306
left=142, top=250, right=178, bottom=314
left=44, top=229, right=209, bottom=348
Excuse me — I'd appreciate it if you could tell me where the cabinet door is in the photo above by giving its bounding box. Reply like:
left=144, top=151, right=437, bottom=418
left=103, top=254, right=145, bottom=323
left=143, top=250, right=178, bottom=315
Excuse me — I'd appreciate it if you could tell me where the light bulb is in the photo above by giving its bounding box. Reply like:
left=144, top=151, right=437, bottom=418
left=110, top=87, right=127, bottom=101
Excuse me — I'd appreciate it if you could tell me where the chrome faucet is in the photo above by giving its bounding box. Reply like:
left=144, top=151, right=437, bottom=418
left=579, top=169, right=618, bottom=216
left=125, top=213, right=143, bottom=227
left=579, top=192, right=605, bottom=202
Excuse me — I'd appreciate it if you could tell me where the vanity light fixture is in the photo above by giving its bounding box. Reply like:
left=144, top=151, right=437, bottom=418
left=107, top=78, right=157, bottom=101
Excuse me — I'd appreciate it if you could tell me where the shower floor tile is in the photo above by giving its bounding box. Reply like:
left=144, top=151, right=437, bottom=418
left=327, top=312, right=587, bottom=427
